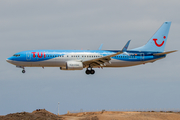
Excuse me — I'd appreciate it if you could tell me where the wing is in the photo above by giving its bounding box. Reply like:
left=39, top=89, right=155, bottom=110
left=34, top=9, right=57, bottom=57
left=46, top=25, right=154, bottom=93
left=83, top=40, right=131, bottom=68
left=153, top=50, right=177, bottom=56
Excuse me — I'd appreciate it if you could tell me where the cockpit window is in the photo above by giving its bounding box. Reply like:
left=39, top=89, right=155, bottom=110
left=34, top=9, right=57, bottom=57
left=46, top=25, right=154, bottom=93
left=13, top=54, right=20, bottom=57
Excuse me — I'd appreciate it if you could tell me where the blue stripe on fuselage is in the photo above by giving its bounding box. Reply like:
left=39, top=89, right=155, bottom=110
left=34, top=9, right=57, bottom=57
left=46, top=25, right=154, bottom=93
left=7, top=50, right=166, bottom=62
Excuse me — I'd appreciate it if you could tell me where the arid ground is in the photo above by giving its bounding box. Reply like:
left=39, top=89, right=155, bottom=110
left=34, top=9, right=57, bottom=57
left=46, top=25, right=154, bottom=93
left=1, top=109, right=180, bottom=120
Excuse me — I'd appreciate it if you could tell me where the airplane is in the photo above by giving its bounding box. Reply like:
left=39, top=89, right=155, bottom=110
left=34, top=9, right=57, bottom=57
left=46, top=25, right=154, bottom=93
left=6, top=21, right=177, bottom=75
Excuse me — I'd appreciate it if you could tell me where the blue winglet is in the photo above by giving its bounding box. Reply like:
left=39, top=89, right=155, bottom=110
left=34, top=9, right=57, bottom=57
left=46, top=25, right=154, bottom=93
left=98, top=44, right=103, bottom=50
left=122, top=40, right=131, bottom=52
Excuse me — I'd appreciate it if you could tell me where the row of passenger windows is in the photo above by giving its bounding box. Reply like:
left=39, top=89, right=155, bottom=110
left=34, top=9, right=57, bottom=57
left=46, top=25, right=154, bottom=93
left=71, top=55, right=102, bottom=58
left=34, top=55, right=135, bottom=58
left=34, top=55, right=103, bottom=58
left=114, top=55, right=135, bottom=58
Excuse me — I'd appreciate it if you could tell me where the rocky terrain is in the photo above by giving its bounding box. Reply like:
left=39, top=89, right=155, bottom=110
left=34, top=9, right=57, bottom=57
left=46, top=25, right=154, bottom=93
left=1, top=109, right=180, bottom=120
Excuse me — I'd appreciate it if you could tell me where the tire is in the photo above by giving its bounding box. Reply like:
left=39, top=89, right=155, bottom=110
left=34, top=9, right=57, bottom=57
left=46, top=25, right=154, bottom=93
left=91, top=70, right=95, bottom=74
left=22, top=70, right=25, bottom=73
left=86, top=70, right=90, bottom=75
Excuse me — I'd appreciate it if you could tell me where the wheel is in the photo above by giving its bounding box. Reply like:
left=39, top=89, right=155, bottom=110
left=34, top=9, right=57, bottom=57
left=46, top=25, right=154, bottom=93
left=22, top=70, right=26, bottom=73
left=85, top=70, right=90, bottom=75
left=90, top=70, right=95, bottom=74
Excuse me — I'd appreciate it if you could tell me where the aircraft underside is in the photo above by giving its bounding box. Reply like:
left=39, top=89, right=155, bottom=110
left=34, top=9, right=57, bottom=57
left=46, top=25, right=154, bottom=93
left=8, top=58, right=164, bottom=75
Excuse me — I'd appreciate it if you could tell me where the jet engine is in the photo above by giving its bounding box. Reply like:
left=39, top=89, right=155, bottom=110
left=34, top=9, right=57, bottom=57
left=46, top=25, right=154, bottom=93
left=60, top=61, right=83, bottom=70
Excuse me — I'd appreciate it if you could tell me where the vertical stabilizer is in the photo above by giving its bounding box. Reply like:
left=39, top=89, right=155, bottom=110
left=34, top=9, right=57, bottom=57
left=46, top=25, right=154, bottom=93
left=132, top=21, right=171, bottom=52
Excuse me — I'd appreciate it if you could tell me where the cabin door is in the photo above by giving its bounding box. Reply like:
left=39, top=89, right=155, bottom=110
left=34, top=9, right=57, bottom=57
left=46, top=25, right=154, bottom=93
left=26, top=52, right=31, bottom=61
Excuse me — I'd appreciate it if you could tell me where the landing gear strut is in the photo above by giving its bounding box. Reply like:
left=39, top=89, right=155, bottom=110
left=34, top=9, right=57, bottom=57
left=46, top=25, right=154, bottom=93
left=85, top=68, right=95, bottom=75
left=16, top=66, right=26, bottom=74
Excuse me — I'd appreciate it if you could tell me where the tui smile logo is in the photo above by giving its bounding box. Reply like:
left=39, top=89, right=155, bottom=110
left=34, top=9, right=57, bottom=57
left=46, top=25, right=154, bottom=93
left=153, top=36, right=166, bottom=47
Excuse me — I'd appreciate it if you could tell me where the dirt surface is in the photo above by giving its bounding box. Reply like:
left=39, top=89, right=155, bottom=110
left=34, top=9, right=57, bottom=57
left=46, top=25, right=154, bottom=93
left=0, top=109, right=64, bottom=120
left=1, top=109, right=180, bottom=120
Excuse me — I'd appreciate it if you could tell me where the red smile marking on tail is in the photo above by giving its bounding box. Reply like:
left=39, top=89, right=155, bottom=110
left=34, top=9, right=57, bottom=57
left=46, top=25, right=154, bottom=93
left=153, top=38, right=164, bottom=47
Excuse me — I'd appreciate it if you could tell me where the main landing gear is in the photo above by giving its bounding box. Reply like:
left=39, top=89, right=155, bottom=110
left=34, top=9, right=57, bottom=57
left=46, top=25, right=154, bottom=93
left=85, top=68, right=95, bottom=75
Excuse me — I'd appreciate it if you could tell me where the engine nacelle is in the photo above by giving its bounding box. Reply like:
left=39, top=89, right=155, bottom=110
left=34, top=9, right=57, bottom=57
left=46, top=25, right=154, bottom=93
left=60, top=61, right=83, bottom=70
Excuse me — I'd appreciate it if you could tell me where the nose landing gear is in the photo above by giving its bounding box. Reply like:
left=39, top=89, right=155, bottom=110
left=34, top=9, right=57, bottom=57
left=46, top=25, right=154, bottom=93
left=85, top=68, right=95, bottom=75
left=22, top=69, right=26, bottom=73
left=16, top=66, right=26, bottom=74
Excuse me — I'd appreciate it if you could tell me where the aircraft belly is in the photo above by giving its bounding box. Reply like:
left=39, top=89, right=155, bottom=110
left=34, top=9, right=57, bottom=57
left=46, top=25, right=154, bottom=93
left=11, top=59, right=66, bottom=67
left=106, top=59, right=144, bottom=67
left=10, top=61, right=32, bottom=66
left=32, top=59, right=65, bottom=67
left=106, top=57, right=164, bottom=67
left=10, top=56, right=164, bottom=68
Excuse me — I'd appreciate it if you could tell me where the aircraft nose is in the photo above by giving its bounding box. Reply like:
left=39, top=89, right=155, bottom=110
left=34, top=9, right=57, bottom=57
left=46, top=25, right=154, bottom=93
left=6, top=58, right=12, bottom=63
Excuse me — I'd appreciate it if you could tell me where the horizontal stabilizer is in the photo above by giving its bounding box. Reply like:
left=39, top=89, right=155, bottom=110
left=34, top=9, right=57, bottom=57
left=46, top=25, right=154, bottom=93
left=153, top=50, right=177, bottom=56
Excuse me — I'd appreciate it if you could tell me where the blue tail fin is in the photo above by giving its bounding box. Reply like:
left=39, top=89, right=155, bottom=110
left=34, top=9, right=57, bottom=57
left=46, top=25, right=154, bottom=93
left=132, top=21, right=171, bottom=52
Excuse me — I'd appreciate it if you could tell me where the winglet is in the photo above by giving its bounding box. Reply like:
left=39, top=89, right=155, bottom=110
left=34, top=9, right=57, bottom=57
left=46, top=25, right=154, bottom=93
left=122, top=40, right=131, bottom=52
left=98, top=44, right=103, bottom=50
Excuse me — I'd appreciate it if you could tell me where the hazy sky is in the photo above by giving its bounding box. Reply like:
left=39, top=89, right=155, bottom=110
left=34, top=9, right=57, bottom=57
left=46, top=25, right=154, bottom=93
left=0, top=0, right=179, bottom=115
